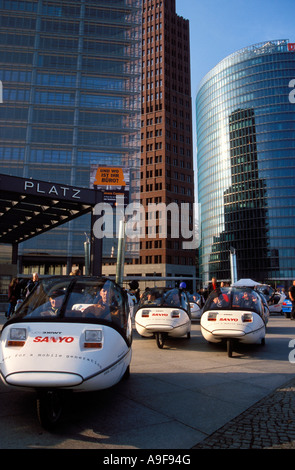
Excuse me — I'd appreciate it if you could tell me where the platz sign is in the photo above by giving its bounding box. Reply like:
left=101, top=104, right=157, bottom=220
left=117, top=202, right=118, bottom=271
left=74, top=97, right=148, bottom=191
left=24, top=180, right=81, bottom=199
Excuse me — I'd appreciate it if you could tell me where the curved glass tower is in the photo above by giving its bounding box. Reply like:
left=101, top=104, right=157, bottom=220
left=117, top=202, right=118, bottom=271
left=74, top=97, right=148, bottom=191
left=196, top=40, right=295, bottom=286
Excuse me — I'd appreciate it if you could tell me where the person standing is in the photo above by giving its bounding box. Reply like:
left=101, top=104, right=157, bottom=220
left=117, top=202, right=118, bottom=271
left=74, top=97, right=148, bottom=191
left=288, top=280, right=295, bottom=320
left=25, top=272, right=39, bottom=297
left=208, top=277, right=218, bottom=293
left=129, top=280, right=140, bottom=303
left=6, top=278, right=20, bottom=318
left=70, top=268, right=81, bottom=276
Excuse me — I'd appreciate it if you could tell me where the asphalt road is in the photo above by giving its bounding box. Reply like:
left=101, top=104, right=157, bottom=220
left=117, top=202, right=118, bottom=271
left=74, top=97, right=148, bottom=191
left=0, top=312, right=295, bottom=450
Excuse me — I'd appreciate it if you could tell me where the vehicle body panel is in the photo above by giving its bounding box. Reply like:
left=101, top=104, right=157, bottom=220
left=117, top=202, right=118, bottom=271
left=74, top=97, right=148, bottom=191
left=0, top=277, right=132, bottom=392
left=200, top=287, right=268, bottom=348
left=282, top=298, right=292, bottom=315
left=135, top=288, right=191, bottom=341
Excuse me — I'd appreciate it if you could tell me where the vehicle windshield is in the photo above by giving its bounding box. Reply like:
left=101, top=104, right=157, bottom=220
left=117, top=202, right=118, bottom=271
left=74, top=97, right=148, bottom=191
left=203, top=287, right=263, bottom=314
left=256, top=285, right=275, bottom=303
left=139, top=288, right=189, bottom=312
left=12, top=276, right=127, bottom=330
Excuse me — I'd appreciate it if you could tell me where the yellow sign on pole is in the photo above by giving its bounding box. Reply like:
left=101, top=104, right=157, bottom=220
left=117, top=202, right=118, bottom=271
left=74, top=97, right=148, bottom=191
left=93, top=167, right=126, bottom=186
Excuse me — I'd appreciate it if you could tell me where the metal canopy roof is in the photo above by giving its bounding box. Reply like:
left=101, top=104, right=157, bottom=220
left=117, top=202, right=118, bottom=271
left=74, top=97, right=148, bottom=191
left=0, top=174, right=101, bottom=245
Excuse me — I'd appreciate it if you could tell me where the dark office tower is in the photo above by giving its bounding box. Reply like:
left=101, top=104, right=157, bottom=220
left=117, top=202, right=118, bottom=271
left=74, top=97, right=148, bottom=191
left=0, top=0, right=142, bottom=275
left=133, top=0, right=195, bottom=288
left=210, top=108, right=270, bottom=280
left=196, top=40, right=295, bottom=286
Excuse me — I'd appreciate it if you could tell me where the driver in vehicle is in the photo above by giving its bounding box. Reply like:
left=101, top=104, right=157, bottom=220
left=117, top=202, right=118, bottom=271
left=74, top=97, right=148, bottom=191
left=210, top=290, right=229, bottom=308
left=164, top=289, right=180, bottom=306
left=41, top=290, right=65, bottom=316
left=146, top=291, right=156, bottom=303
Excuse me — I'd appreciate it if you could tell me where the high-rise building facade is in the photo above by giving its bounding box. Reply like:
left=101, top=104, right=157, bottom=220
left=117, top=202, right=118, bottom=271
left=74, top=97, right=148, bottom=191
left=196, top=40, right=295, bottom=286
left=130, top=0, right=195, bottom=287
left=0, top=0, right=142, bottom=274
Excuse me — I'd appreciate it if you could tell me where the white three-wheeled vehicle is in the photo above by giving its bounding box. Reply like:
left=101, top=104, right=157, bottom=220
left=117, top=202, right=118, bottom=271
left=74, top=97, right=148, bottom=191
left=0, top=276, right=132, bottom=429
left=200, top=287, right=269, bottom=357
left=135, top=287, right=191, bottom=348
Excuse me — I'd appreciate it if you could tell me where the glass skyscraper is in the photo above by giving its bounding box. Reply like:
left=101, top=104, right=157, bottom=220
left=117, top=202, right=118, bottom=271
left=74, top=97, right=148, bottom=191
left=196, top=39, right=295, bottom=286
left=0, top=0, right=142, bottom=274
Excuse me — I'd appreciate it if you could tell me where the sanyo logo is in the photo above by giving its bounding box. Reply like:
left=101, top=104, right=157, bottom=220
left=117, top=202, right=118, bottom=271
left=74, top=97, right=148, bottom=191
left=288, top=79, right=295, bottom=103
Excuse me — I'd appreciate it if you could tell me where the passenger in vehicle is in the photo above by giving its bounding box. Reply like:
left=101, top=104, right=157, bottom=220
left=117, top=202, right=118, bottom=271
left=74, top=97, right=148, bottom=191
left=240, top=291, right=254, bottom=309
left=83, top=286, right=119, bottom=320
left=232, top=293, right=241, bottom=307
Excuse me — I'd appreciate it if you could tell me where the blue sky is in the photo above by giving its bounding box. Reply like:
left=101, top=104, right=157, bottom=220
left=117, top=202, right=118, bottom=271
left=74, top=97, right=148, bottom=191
left=176, top=0, right=295, bottom=100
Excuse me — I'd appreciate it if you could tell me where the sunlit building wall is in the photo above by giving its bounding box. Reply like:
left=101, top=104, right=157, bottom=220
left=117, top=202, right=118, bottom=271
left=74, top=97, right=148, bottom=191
left=137, top=0, right=195, bottom=286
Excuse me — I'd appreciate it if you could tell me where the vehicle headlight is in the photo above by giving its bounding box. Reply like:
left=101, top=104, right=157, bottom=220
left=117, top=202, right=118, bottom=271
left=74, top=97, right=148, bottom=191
left=8, top=328, right=27, bottom=347
left=84, top=329, right=103, bottom=349
left=171, top=310, right=180, bottom=318
left=242, top=313, right=253, bottom=323
left=208, top=312, right=218, bottom=321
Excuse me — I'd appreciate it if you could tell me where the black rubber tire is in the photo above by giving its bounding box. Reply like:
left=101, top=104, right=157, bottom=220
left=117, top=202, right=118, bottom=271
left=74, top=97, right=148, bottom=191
left=156, top=332, right=166, bottom=349
left=227, top=339, right=233, bottom=357
left=36, top=390, right=63, bottom=431
left=123, top=365, right=130, bottom=380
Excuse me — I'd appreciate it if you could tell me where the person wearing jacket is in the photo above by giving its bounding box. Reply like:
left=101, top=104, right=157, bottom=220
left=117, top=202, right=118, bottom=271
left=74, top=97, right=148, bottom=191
left=6, top=278, right=20, bottom=318
left=25, top=272, right=39, bottom=297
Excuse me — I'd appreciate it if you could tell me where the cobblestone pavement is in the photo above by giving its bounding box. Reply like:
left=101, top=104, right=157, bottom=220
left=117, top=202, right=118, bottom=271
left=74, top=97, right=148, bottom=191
left=193, top=377, right=295, bottom=449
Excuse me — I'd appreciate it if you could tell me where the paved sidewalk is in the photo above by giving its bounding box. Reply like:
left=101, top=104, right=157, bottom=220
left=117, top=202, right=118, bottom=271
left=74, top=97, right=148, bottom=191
left=193, top=377, right=295, bottom=449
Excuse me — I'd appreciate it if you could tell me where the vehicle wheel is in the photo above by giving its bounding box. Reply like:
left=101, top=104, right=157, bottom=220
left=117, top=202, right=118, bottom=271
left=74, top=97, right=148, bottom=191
left=123, top=365, right=130, bottom=380
left=227, top=339, right=233, bottom=357
left=36, top=390, right=63, bottom=431
left=187, top=332, right=191, bottom=339
left=261, top=337, right=265, bottom=346
left=156, top=332, right=166, bottom=349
